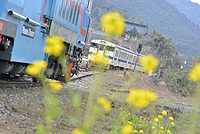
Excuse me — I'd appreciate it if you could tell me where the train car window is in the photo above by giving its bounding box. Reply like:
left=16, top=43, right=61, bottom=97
left=72, top=0, right=78, bottom=24
left=99, top=44, right=104, bottom=51
left=115, top=50, right=118, bottom=57
left=120, top=52, right=123, bottom=59
left=75, top=0, right=82, bottom=25
left=62, top=0, right=68, bottom=18
left=127, top=54, right=129, bottom=60
left=110, top=47, right=115, bottom=52
left=69, top=0, right=75, bottom=22
left=91, top=42, right=98, bottom=48
left=119, top=52, right=122, bottom=58
left=124, top=53, right=127, bottom=60
left=58, top=0, right=64, bottom=16
left=105, top=46, right=109, bottom=51
left=130, top=55, right=133, bottom=61
left=105, top=46, right=115, bottom=52
left=86, top=0, right=92, bottom=11
left=66, top=0, right=72, bottom=20
left=120, top=52, right=124, bottom=59
left=133, top=56, right=136, bottom=62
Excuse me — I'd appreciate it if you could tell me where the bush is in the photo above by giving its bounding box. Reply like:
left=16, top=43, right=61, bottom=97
left=163, top=66, right=196, bottom=97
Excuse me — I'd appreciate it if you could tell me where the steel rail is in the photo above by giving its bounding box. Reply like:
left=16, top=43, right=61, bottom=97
left=0, top=72, right=94, bottom=88
left=0, top=82, right=41, bottom=88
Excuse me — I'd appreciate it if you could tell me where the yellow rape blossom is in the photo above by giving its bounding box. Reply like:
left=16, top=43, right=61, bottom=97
left=133, top=130, right=138, bottom=133
left=101, top=12, right=125, bottom=36
left=139, top=130, right=144, bottom=133
left=127, top=89, right=157, bottom=109
left=26, top=60, right=47, bottom=76
left=158, top=115, right=163, bottom=119
left=154, top=118, right=159, bottom=122
left=160, top=126, right=164, bottom=129
left=152, top=126, right=155, bottom=129
left=170, top=122, right=175, bottom=126
left=71, top=129, right=85, bottom=134
left=167, top=130, right=171, bottom=133
left=90, top=52, right=109, bottom=65
left=168, top=116, right=173, bottom=121
left=162, top=110, right=167, bottom=115
left=48, top=80, right=63, bottom=93
left=44, top=36, right=65, bottom=57
left=140, top=54, right=159, bottom=73
left=128, top=121, right=132, bottom=124
left=121, top=124, right=133, bottom=134
left=97, top=97, right=111, bottom=111
left=189, top=63, right=200, bottom=81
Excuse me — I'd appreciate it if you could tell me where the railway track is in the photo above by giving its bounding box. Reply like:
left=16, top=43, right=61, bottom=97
left=0, top=71, right=93, bottom=88
left=0, top=81, right=42, bottom=88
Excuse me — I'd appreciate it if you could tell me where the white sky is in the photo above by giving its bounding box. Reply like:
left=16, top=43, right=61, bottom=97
left=191, top=0, right=200, bottom=5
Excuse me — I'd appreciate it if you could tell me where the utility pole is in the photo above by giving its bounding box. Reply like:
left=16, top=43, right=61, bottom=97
left=157, top=57, right=163, bottom=78
left=133, top=44, right=142, bottom=72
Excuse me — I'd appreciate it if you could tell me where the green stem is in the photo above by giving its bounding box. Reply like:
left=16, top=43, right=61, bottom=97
left=188, top=83, right=200, bottom=133
left=39, top=74, right=52, bottom=134
left=164, top=120, right=170, bottom=133
left=83, top=66, right=105, bottom=129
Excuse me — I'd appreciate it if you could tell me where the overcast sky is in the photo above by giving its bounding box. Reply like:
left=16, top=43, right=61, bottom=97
left=191, top=0, right=200, bottom=5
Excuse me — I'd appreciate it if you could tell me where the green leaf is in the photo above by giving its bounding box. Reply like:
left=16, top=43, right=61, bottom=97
left=72, top=93, right=81, bottom=108
left=37, top=124, right=45, bottom=134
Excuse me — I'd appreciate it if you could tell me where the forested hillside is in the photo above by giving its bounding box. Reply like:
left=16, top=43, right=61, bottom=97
left=91, top=0, right=147, bottom=30
left=101, top=0, right=200, bottom=56
left=167, top=0, right=200, bottom=26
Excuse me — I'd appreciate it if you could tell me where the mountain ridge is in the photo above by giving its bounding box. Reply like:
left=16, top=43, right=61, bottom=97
left=102, top=0, right=200, bottom=56
left=167, top=0, right=200, bottom=26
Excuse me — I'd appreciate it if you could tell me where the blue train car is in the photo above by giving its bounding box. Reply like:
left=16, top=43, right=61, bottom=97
left=0, top=0, right=93, bottom=78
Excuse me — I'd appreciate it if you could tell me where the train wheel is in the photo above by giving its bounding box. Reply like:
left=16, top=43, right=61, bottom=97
left=0, top=62, right=14, bottom=73
left=10, top=64, right=26, bottom=74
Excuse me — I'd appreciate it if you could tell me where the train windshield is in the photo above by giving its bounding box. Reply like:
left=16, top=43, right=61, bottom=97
left=91, top=42, right=98, bottom=48
left=105, top=46, right=115, bottom=52
left=99, top=44, right=104, bottom=50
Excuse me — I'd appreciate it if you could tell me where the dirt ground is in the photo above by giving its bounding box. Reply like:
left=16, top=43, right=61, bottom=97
left=0, top=70, right=192, bottom=134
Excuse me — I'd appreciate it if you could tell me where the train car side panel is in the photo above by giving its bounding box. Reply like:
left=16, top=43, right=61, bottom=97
left=9, top=0, right=48, bottom=63
left=76, top=0, right=93, bottom=49
left=88, top=39, right=144, bottom=72
left=0, top=0, right=8, bottom=17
